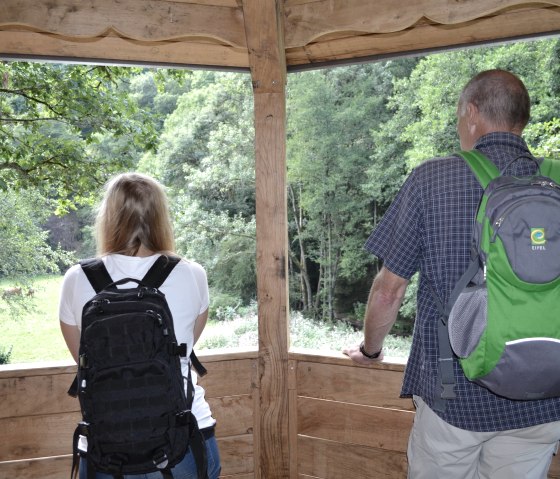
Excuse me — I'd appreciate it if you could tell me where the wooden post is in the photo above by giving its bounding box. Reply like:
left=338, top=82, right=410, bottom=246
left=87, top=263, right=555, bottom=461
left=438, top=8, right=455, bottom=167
left=241, top=1, right=289, bottom=478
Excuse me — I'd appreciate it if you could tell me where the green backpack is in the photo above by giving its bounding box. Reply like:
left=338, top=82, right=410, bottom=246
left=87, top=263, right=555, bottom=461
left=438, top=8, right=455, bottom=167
left=434, top=151, right=560, bottom=405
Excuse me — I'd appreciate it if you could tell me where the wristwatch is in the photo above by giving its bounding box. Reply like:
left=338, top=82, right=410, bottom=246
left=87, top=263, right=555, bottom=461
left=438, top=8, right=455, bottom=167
left=359, top=341, right=382, bottom=359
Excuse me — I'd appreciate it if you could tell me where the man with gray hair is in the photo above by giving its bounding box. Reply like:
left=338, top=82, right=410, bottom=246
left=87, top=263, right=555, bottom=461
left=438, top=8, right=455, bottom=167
left=344, top=70, right=560, bottom=478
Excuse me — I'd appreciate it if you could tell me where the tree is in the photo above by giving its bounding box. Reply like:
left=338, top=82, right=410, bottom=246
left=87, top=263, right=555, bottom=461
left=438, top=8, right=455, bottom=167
left=0, top=62, right=156, bottom=209
left=148, top=72, right=258, bottom=304
left=386, top=39, right=560, bottom=168
left=0, top=188, right=72, bottom=306
left=287, top=65, right=393, bottom=319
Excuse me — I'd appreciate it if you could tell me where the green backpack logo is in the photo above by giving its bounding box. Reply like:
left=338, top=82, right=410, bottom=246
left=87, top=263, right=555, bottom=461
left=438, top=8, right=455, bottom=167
left=435, top=150, right=560, bottom=404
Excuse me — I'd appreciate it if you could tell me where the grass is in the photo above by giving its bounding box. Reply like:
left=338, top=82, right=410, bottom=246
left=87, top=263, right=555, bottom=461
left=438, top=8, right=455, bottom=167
left=0, top=275, right=73, bottom=363
left=0, top=276, right=412, bottom=365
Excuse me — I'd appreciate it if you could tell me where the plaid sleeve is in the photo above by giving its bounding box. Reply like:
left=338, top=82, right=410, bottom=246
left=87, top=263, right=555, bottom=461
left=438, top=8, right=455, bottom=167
left=365, top=168, right=422, bottom=280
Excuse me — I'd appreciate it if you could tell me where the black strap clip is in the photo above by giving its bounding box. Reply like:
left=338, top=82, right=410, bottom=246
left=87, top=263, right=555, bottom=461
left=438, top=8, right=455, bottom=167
left=169, top=342, right=187, bottom=357
left=77, top=421, right=90, bottom=436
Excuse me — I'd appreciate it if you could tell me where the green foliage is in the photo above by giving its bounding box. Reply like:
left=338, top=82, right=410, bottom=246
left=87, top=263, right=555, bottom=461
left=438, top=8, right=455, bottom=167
left=156, top=72, right=253, bottom=196
left=287, top=67, right=375, bottom=317
left=0, top=345, right=12, bottom=365
left=0, top=273, right=412, bottom=363
left=381, top=39, right=560, bottom=169
left=351, top=302, right=367, bottom=324
left=173, top=199, right=257, bottom=303
left=0, top=62, right=155, bottom=208
left=4, top=39, right=560, bottom=347
left=524, top=118, right=560, bottom=159
left=208, top=290, right=242, bottom=321
left=0, top=189, right=74, bottom=283
left=153, top=72, right=258, bottom=303
left=200, top=308, right=412, bottom=357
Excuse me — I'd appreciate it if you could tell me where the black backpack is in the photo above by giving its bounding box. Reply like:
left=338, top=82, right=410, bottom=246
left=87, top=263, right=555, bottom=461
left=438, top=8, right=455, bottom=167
left=68, top=255, right=208, bottom=479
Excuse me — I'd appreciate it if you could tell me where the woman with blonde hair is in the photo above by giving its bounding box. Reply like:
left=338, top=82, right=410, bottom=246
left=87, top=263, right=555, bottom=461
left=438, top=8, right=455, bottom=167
left=59, top=172, right=221, bottom=479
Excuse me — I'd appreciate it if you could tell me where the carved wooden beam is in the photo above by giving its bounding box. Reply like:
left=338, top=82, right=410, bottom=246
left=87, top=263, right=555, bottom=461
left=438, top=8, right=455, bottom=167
left=0, top=0, right=246, bottom=47
left=284, top=0, right=560, bottom=47
left=286, top=4, right=560, bottom=68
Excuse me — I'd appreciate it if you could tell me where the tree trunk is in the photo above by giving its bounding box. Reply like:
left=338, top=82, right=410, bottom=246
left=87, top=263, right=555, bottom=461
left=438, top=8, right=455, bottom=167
left=288, top=183, right=312, bottom=311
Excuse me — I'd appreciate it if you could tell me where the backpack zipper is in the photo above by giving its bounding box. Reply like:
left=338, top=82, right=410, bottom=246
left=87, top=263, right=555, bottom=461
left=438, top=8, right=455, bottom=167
left=532, top=180, right=560, bottom=189
left=91, top=298, right=110, bottom=312
left=491, top=195, right=560, bottom=242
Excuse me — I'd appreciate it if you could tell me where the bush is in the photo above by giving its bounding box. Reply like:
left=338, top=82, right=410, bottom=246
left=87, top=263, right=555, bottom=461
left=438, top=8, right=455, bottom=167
left=209, top=291, right=241, bottom=321
left=0, top=345, right=13, bottom=365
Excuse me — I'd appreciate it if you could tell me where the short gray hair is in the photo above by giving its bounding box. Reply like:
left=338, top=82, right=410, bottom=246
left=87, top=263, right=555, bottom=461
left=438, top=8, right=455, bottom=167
left=459, top=70, right=530, bottom=130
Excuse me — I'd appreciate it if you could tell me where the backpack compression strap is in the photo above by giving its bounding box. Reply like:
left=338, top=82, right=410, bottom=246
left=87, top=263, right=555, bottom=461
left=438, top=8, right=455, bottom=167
left=140, top=256, right=209, bottom=377
left=429, top=150, right=498, bottom=412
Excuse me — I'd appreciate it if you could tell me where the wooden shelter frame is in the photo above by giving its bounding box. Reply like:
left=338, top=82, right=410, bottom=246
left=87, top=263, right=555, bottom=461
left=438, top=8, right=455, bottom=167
left=1, top=2, right=560, bottom=477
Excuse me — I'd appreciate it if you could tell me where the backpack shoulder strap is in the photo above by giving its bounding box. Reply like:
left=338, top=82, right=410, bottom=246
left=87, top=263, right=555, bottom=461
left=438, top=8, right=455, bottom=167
left=539, top=157, right=560, bottom=183
left=143, top=255, right=208, bottom=377
left=141, top=255, right=181, bottom=289
left=456, top=150, right=500, bottom=188
left=80, top=258, right=114, bottom=293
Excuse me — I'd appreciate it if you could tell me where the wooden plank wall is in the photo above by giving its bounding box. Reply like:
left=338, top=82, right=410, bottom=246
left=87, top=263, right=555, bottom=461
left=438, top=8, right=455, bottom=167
left=0, top=349, right=258, bottom=479
left=288, top=349, right=560, bottom=479
left=2, top=349, right=560, bottom=478
left=289, top=350, right=412, bottom=479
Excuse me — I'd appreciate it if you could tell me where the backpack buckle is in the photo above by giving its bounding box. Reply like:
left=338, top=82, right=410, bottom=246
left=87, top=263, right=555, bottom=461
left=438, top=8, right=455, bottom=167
left=169, top=342, right=187, bottom=357
left=440, top=382, right=457, bottom=400
left=79, top=354, right=88, bottom=368
left=176, top=410, right=192, bottom=426
left=77, top=421, right=90, bottom=436
left=107, top=454, right=126, bottom=473
left=153, top=450, right=169, bottom=469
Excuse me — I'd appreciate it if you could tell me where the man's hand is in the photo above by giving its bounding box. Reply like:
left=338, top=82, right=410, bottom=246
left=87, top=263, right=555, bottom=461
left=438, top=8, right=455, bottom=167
left=343, top=343, right=384, bottom=365
left=343, top=267, right=408, bottom=366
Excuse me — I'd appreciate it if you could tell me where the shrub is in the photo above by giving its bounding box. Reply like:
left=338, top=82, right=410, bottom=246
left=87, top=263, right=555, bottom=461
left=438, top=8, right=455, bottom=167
left=0, top=345, right=13, bottom=365
left=209, top=291, right=241, bottom=321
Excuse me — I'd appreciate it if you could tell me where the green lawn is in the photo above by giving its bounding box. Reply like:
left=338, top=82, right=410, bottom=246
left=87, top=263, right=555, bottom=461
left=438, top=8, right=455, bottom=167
left=0, top=275, right=73, bottom=363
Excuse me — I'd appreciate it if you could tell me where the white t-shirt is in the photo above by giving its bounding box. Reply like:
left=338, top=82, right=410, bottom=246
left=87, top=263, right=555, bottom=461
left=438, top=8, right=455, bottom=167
left=59, top=254, right=215, bottom=430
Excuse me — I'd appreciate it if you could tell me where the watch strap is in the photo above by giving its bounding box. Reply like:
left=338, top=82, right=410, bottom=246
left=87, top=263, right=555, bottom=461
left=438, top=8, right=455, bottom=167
left=359, top=341, right=382, bottom=359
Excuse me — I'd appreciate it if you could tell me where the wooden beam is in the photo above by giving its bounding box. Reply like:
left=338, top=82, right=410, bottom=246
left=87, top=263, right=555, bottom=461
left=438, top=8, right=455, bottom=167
left=0, top=0, right=246, bottom=47
left=0, top=30, right=249, bottom=69
left=284, top=0, right=560, bottom=48
left=242, top=0, right=286, bottom=93
left=242, top=1, right=288, bottom=478
left=0, top=455, right=73, bottom=479
left=295, top=360, right=413, bottom=411
left=285, top=5, right=560, bottom=68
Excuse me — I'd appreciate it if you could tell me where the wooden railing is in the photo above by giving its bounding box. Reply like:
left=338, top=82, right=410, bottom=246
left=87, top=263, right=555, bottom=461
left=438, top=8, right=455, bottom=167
left=288, top=349, right=412, bottom=478
left=0, top=349, right=257, bottom=479
left=1, top=349, right=559, bottom=478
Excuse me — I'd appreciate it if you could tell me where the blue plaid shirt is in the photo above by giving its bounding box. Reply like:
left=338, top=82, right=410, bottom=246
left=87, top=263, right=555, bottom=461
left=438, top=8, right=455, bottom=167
left=365, top=132, right=560, bottom=431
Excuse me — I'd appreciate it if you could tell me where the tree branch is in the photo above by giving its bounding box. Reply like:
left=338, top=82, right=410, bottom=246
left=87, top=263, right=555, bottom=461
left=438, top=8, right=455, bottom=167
left=0, top=116, right=67, bottom=123
left=0, top=88, right=63, bottom=116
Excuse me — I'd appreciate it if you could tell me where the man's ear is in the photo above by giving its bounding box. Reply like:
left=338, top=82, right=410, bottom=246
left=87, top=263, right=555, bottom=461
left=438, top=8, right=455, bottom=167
left=466, top=102, right=478, bottom=122
left=466, top=102, right=478, bottom=134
